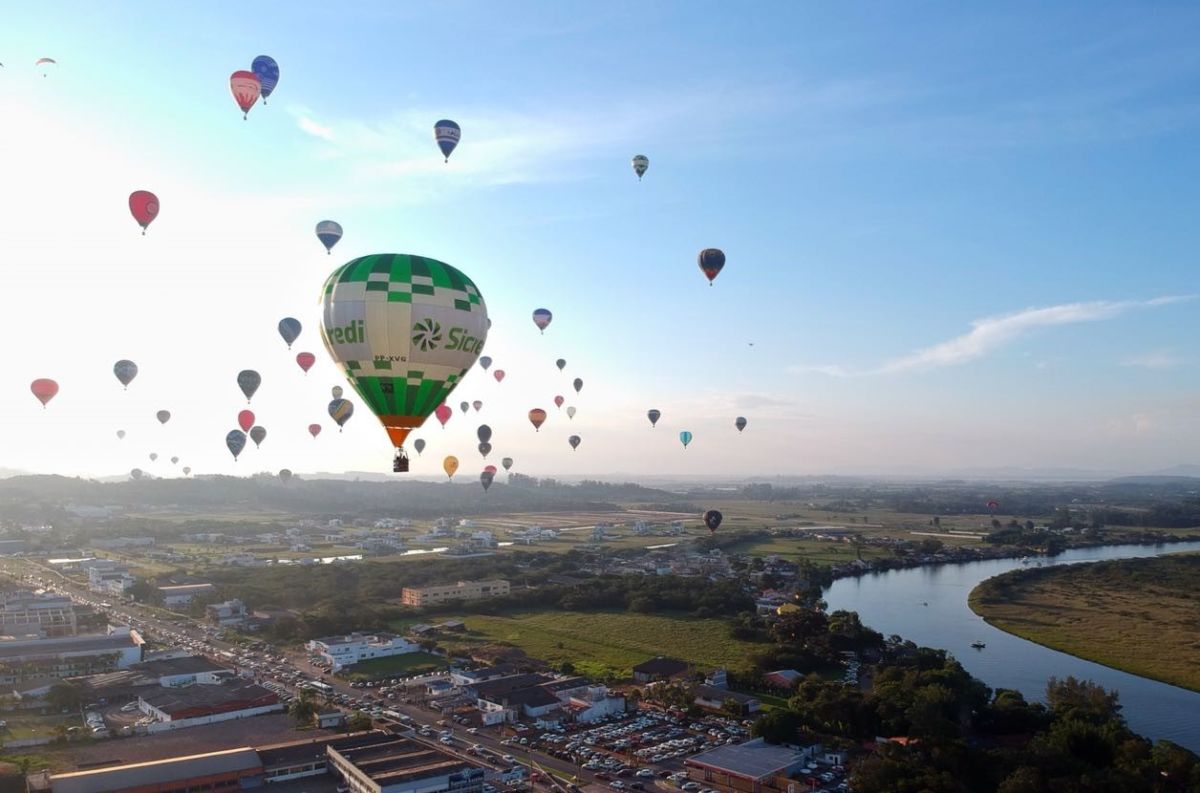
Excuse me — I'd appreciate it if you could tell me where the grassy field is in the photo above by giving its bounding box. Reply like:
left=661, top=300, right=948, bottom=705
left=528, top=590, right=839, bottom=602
left=969, top=553, right=1200, bottom=692
left=447, top=610, right=761, bottom=679
left=339, top=651, right=448, bottom=681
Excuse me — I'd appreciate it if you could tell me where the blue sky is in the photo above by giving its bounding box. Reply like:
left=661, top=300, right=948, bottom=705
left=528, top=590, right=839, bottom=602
left=1, top=2, right=1197, bottom=479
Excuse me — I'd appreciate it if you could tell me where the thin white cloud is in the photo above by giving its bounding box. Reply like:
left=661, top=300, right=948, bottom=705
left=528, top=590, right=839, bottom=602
left=296, top=116, right=334, bottom=141
left=794, top=296, right=1194, bottom=377
left=1120, top=350, right=1184, bottom=369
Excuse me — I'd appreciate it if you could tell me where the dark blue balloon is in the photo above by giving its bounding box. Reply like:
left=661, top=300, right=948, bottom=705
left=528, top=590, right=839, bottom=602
left=251, top=56, right=279, bottom=101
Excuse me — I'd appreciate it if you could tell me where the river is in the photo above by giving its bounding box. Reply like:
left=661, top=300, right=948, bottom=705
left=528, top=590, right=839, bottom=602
left=824, top=542, right=1200, bottom=752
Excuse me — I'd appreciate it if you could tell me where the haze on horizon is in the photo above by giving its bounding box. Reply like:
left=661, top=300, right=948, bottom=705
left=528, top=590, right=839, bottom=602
left=1, top=2, right=1197, bottom=481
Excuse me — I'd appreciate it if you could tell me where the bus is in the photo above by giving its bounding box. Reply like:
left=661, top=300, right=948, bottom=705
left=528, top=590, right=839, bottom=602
left=304, top=681, right=334, bottom=696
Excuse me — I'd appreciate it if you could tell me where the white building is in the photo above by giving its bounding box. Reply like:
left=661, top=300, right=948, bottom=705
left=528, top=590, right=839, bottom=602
left=158, top=583, right=216, bottom=606
left=205, top=599, right=248, bottom=627
left=306, top=633, right=420, bottom=672
left=82, top=559, right=136, bottom=595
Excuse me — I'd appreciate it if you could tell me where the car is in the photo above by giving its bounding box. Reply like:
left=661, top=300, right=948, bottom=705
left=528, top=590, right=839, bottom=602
left=609, top=783, right=625, bottom=790
left=503, top=755, right=516, bottom=763
left=681, top=785, right=700, bottom=792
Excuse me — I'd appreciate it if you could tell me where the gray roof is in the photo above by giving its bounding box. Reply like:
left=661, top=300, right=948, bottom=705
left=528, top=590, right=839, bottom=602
left=685, top=739, right=805, bottom=780
left=141, top=680, right=276, bottom=715
left=695, top=685, right=760, bottom=705
left=50, top=747, right=261, bottom=793
left=134, top=655, right=228, bottom=676
left=0, top=632, right=138, bottom=660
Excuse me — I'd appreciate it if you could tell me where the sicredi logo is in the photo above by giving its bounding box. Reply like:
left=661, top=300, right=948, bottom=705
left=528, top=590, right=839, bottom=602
left=329, top=320, right=365, bottom=344
left=411, top=320, right=485, bottom=355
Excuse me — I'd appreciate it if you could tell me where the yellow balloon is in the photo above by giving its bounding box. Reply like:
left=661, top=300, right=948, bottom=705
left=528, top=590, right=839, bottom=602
left=443, top=455, right=459, bottom=479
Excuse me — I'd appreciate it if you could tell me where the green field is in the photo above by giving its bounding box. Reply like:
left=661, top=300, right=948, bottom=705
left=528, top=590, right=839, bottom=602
left=970, top=553, right=1200, bottom=692
left=340, top=651, right=448, bottom=681
left=449, top=610, right=761, bottom=679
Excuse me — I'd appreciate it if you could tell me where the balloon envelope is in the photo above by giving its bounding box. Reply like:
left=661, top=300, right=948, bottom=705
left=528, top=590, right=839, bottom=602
left=680, top=431, right=693, bottom=448
left=319, top=254, right=488, bottom=455
left=554, top=395, right=564, bottom=408
left=229, top=70, right=261, bottom=118
left=238, top=410, right=255, bottom=433
left=328, top=398, right=354, bottom=428
left=632, top=154, right=649, bottom=180
left=460, top=401, right=470, bottom=414
left=735, top=416, right=747, bottom=432
left=698, top=248, right=726, bottom=284
left=279, top=468, right=292, bottom=483
left=528, top=409, right=547, bottom=431
left=226, top=430, right=247, bottom=460
left=479, top=356, right=492, bottom=370
left=434, top=119, right=461, bottom=161
left=113, top=359, right=138, bottom=388
left=556, top=358, right=566, bottom=371
left=130, top=468, right=143, bottom=480
left=573, top=378, right=583, bottom=394
left=128, top=191, right=159, bottom=233
left=296, top=352, right=316, bottom=373
left=30, top=378, right=58, bottom=406
left=116, top=430, right=126, bottom=439
left=648, top=409, right=661, bottom=427
left=532, top=308, right=552, bottom=333
left=331, top=386, right=343, bottom=399
left=308, top=423, right=322, bottom=438
left=472, top=400, right=483, bottom=412
left=480, top=470, right=494, bottom=491
left=435, top=404, right=452, bottom=427
left=413, top=438, right=426, bottom=455
left=477, top=424, right=492, bottom=444
left=566, top=406, right=576, bottom=419
left=478, top=442, right=491, bottom=458
left=501, top=457, right=513, bottom=471
left=443, top=455, right=459, bottom=478
left=493, top=370, right=505, bottom=383
left=156, top=410, right=171, bottom=425
left=704, top=509, right=723, bottom=534
left=170, top=456, right=179, bottom=465
left=278, top=317, right=302, bottom=348
left=315, top=220, right=343, bottom=254
left=149, top=453, right=158, bottom=462
left=251, top=55, right=279, bottom=100
left=249, top=425, right=267, bottom=448
left=182, top=466, right=191, bottom=475
left=237, top=370, right=261, bottom=402
left=568, top=435, right=581, bottom=450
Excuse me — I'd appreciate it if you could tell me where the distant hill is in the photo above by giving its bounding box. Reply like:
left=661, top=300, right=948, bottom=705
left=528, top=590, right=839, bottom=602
left=0, top=467, right=30, bottom=479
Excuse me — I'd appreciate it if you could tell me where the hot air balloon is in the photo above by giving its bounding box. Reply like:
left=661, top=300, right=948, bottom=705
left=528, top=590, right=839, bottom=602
left=226, top=430, right=247, bottom=460
left=249, top=426, right=267, bottom=448
left=149, top=453, right=158, bottom=462
left=556, top=358, right=566, bottom=372
left=331, top=385, right=343, bottom=399
left=460, top=401, right=470, bottom=414
left=279, top=468, right=292, bottom=484
left=478, top=442, right=492, bottom=458
left=413, top=438, right=426, bottom=456
left=251, top=55, right=279, bottom=103
left=237, top=370, right=261, bottom=402
left=238, top=410, right=255, bottom=433
left=230, top=70, right=261, bottom=119
left=501, top=457, right=513, bottom=471
left=647, top=409, right=661, bottom=428
left=130, top=468, right=143, bottom=480
left=479, top=356, right=492, bottom=371
left=30, top=379, right=58, bottom=407
left=698, top=248, right=725, bottom=285
left=434, top=119, right=461, bottom=162
left=328, top=398, right=353, bottom=429
left=296, top=352, right=316, bottom=373
left=477, top=425, right=492, bottom=444
left=703, top=509, right=723, bottom=534
left=735, top=417, right=747, bottom=433
left=528, top=409, right=547, bottom=431
left=170, top=456, right=179, bottom=465
left=443, top=455, right=459, bottom=479
left=182, top=466, right=192, bottom=475
left=493, top=370, right=506, bottom=383
left=116, top=430, right=126, bottom=440
left=680, top=431, right=693, bottom=449
left=321, top=255, right=487, bottom=472
left=554, top=395, right=564, bottom=409
left=472, top=400, right=483, bottom=412
left=128, top=191, right=159, bottom=235
left=435, top=404, right=452, bottom=428
left=568, top=435, right=581, bottom=451
left=532, top=308, right=552, bottom=334
left=632, top=154, right=649, bottom=180
left=573, top=377, right=583, bottom=394
left=986, top=499, right=1000, bottom=513
left=315, top=221, right=343, bottom=255
left=566, top=406, right=576, bottom=420
left=278, top=317, right=302, bottom=348
left=113, top=360, right=138, bottom=389
left=308, top=423, right=322, bottom=438
left=156, top=410, right=171, bottom=425
left=480, top=470, right=494, bottom=491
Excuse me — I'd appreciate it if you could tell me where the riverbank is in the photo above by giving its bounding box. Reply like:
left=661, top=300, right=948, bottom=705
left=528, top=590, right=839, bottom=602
left=969, top=553, right=1200, bottom=693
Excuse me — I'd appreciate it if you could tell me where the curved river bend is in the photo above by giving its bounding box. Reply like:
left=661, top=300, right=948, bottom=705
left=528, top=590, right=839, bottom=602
left=824, top=543, right=1200, bottom=753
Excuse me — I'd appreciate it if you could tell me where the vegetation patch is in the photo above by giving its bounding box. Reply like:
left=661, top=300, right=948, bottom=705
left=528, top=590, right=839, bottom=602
left=339, top=651, right=448, bottom=681
left=970, top=553, right=1200, bottom=692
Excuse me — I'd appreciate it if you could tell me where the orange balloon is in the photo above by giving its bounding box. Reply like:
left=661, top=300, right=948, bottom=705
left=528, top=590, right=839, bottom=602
left=443, top=455, right=459, bottom=479
left=528, top=408, right=547, bottom=432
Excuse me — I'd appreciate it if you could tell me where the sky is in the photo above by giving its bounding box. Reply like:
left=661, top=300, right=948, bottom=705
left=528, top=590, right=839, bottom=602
left=1, top=1, right=1198, bottom=480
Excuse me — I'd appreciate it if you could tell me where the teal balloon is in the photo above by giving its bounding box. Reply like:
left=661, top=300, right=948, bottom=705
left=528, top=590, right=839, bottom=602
left=679, top=431, right=693, bottom=449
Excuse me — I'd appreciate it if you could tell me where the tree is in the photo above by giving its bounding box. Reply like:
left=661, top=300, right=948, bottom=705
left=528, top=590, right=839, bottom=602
left=751, top=709, right=802, bottom=744
left=346, top=711, right=373, bottom=732
left=288, top=690, right=317, bottom=725
left=46, top=682, right=81, bottom=712
left=560, top=661, right=576, bottom=675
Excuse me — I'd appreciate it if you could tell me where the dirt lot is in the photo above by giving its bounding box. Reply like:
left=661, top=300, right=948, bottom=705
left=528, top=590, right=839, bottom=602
left=14, top=714, right=342, bottom=771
